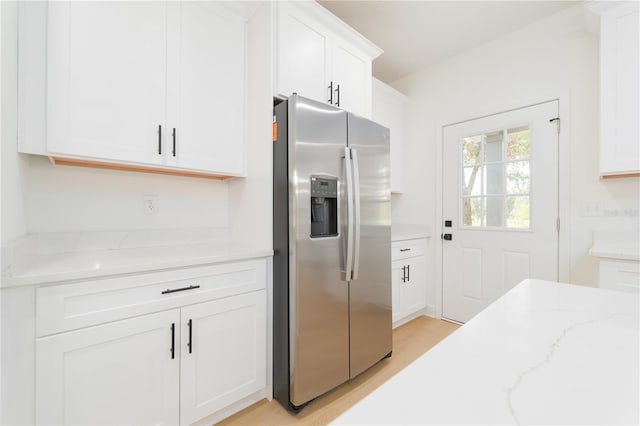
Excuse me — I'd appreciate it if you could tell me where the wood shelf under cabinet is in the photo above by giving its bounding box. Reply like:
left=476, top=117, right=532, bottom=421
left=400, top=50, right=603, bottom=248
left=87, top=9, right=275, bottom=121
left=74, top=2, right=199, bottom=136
left=50, top=156, right=238, bottom=180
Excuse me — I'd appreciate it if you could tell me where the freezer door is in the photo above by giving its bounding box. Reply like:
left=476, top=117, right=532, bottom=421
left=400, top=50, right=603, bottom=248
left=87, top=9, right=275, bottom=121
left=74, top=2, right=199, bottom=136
left=347, top=113, right=392, bottom=378
left=288, top=95, right=350, bottom=406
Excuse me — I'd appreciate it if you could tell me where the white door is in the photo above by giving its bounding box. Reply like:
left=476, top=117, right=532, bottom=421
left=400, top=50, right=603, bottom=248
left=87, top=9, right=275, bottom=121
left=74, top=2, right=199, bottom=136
left=442, top=101, right=559, bottom=323
left=47, top=1, right=167, bottom=165
left=166, top=1, right=245, bottom=175
left=36, top=310, right=180, bottom=425
left=180, top=291, right=266, bottom=425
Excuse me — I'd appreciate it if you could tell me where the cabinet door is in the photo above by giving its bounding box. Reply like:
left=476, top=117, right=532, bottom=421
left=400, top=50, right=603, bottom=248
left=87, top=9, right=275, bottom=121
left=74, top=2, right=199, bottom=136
left=36, top=310, right=180, bottom=425
left=166, top=2, right=245, bottom=175
left=391, top=260, right=403, bottom=324
left=372, top=79, right=406, bottom=193
left=600, top=2, right=640, bottom=175
left=331, top=41, right=372, bottom=118
left=47, top=1, right=167, bottom=165
left=180, top=290, right=266, bottom=424
left=275, top=3, right=330, bottom=104
left=399, top=256, right=427, bottom=317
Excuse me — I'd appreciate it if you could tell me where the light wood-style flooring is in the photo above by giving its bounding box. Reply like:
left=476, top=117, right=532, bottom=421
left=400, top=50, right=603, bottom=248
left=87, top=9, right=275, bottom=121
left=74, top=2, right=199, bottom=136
left=218, top=316, right=459, bottom=426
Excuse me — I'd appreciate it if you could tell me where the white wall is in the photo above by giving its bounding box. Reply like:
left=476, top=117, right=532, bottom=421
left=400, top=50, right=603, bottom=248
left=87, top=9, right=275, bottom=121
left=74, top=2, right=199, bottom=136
left=391, top=4, right=639, bottom=302
left=24, top=156, right=229, bottom=233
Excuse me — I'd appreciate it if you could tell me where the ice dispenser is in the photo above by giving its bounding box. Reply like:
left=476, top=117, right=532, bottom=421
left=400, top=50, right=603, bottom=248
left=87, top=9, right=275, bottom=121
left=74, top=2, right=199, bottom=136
left=310, top=176, right=338, bottom=238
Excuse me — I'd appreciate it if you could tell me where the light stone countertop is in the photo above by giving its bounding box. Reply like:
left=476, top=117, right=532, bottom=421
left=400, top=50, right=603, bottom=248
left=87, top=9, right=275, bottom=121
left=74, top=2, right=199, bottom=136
left=590, top=230, right=640, bottom=261
left=1, top=230, right=272, bottom=288
left=333, top=279, right=639, bottom=425
left=392, top=224, right=431, bottom=242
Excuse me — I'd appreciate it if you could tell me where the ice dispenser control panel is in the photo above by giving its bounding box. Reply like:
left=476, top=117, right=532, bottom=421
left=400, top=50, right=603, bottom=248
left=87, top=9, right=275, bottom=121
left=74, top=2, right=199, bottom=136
left=310, top=177, right=338, bottom=238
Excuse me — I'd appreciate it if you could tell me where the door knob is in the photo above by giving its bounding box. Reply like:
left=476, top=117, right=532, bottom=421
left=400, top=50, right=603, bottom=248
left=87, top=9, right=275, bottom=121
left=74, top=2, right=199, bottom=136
left=442, top=233, right=453, bottom=241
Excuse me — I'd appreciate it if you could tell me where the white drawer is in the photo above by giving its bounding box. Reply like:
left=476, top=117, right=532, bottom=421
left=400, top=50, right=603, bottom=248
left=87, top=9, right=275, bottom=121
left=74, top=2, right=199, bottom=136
left=392, top=239, right=426, bottom=261
left=599, top=260, right=639, bottom=294
left=36, top=259, right=267, bottom=337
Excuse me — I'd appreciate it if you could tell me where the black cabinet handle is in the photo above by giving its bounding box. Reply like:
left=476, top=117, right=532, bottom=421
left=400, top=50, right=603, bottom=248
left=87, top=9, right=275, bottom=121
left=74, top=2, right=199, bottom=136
left=400, top=248, right=411, bottom=252
left=172, top=128, right=176, bottom=157
left=401, top=266, right=406, bottom=283
left=328, top=81, right=333, bottom=104
left=335, top=84, right=340, bottom=107
left=187, top=319, right=193, bottom=354
left=158, top=125, right=162, bottom=155
left=170, top=323, right=175, bottom=359
left=407, top=264, right=410, bottom=282
left=442, top=233, right=453, bottom=241
left=161, top=285, right=200, bottom=295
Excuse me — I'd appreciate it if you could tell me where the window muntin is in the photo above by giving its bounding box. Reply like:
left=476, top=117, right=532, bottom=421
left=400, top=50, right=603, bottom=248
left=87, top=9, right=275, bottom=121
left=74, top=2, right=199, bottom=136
left=461, top=126, right=531, bottom=229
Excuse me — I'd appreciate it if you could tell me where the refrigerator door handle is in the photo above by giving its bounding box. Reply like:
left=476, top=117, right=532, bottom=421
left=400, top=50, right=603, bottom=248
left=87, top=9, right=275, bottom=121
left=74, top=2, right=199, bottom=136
left=344, top=147, right=354, bottom=282
left=351, top=148, right=361, bottom=281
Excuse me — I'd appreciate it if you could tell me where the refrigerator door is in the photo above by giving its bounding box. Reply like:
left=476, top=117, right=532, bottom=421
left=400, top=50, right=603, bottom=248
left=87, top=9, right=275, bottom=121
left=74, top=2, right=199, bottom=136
left=288, top=95, right=350, bottom=406
left=347, top=113, right=392, bottom=378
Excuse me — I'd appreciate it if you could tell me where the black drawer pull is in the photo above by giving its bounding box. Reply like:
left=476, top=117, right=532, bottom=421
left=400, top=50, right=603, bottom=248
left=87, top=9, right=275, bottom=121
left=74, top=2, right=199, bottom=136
left=172, top=127, right=176, bottom=157
left=170, top=323, right=175, bottom=359
left=400, top=248, right=411, bottom=252
left=187, top=319, right=193, bottom=354
left=161, top=285, right=200, bottom=295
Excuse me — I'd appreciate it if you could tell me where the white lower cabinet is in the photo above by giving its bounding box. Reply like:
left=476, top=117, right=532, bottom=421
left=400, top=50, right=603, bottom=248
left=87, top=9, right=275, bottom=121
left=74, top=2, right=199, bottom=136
left=180, top=291, right=266, bottom=425
left=392, top=239, right=427, bottom=327
left=32, top=260, right=268, bottom=425
left=36, top=310, right=181, bottom=425
left=599, top=259, right=639, bottom=294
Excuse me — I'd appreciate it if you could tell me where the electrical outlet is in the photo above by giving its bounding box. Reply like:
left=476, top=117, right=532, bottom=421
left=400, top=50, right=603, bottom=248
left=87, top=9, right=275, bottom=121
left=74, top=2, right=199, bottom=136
left=143, top=195, right=159, bottom=215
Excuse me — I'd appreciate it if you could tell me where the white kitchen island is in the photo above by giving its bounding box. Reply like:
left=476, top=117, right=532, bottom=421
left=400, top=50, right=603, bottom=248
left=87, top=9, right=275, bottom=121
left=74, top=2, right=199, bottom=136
left=333, top=279, right=639, bottom=425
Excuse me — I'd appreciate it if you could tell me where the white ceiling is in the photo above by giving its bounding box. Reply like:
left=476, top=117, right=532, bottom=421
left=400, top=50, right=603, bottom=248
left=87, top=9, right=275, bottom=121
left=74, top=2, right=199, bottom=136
left=318, top=1, right=582, bottom=83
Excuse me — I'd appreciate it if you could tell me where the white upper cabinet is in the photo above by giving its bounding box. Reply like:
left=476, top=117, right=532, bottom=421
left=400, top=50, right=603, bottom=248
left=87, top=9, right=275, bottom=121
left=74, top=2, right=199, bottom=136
left=20, top=1, right=247, bottom=178
left=598, top=1, right=639, bottom=177
left=47, top=1, right=168, bottom=166
left=276, top=5, right=330, bottom=105
left=166, top=2, right=245, bottom=175
left=372, top=78, right=407, bottom=193
left=274, top=1, right=382, bottom=118
left=331, top=41, right=371, bottom=117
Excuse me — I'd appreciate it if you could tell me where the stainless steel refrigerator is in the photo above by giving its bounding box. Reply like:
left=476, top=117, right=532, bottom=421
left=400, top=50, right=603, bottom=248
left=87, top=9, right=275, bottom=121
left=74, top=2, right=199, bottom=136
left=273, top=94, right=392, bottom=412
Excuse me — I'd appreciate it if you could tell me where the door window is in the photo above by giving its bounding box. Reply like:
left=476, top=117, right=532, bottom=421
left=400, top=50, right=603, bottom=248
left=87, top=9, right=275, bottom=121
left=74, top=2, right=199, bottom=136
left=461, top=126, right=531, bottom=229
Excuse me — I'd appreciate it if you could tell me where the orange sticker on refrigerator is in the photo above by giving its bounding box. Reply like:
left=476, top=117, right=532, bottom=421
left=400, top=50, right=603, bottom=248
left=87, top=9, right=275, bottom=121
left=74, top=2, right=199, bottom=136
left=273, top=116, right=277, bottom=142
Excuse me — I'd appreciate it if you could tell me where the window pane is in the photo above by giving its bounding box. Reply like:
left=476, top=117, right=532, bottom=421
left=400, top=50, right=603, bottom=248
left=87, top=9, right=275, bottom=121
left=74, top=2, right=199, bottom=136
left=485, top=197, right=504, bottom=227
left=506, top=161, right=530, bottom=194
left=506, top=196, right=530, bottom=228
left=507, top=126, right=530, bottom=160
left=484, top=130, right=503, bottom=162
left=463, top=166, right=482, bottom=196
left=462, top=197, right=482, bottom=227
left=484, top=164, right=503, bottom=195
left=462, top=136, right=481, bottom=165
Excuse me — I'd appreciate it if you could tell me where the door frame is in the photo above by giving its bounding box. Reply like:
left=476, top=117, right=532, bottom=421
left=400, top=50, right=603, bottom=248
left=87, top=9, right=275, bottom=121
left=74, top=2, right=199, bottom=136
left=434, top=91, right=572, bottom=319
